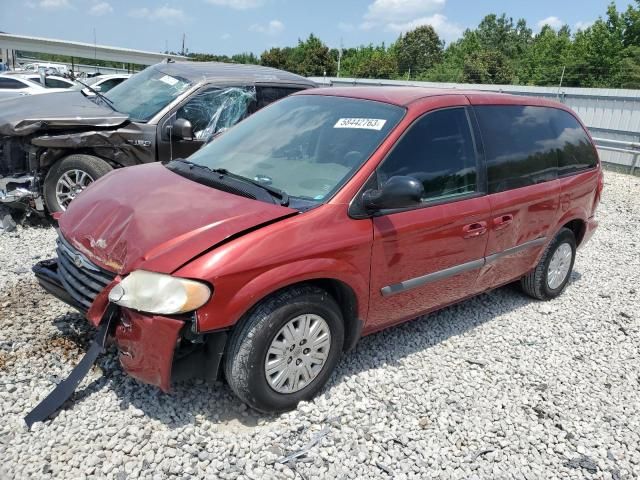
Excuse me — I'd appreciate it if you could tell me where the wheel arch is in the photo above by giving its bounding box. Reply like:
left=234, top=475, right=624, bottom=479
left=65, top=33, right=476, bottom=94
left=195, top=258, right=368, bottom=353
left=226, top=277, right=363, bottom=353
left=561, top=218, right=587, bottom=247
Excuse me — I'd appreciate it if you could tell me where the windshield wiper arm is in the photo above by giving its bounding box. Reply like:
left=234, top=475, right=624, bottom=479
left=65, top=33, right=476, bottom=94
left=74, top=78, right=116, bottom=110
left=209, top=168, right=289, bottom=206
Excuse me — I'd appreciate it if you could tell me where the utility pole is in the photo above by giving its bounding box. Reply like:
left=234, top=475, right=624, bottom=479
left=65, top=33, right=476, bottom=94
left=337, top=38, right=343, bottom=78
left=93, top=28, right=98, bottom=72
left=181, top=33, right=186, bottom=56
left=558, top=65, right=566, bottom=101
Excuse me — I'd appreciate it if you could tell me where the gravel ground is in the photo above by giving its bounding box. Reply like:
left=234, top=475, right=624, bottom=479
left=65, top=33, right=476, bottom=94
left=0, top=170, right=639, bottom=480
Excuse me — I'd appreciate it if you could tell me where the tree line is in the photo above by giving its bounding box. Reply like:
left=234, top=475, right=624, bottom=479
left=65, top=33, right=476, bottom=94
left=190, top=1, right=640, bottom=89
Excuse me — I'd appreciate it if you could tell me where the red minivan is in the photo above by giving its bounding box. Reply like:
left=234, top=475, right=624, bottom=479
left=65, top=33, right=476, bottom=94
left=33, top=87, right=603, bottom=414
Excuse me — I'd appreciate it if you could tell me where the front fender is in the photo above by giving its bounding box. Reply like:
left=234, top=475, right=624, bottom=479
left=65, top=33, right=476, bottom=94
left=194, top=257, right=369, bottom=332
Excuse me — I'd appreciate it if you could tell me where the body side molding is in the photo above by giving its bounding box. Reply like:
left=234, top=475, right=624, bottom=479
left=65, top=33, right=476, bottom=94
left=381, top=236, right=547, bottom=297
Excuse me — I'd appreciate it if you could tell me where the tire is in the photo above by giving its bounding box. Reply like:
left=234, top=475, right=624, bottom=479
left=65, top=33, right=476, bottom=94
left=224, top=285, right=344, bottom=413
left=521, top=228, right=576, bottom=300
left=43, top=154, right=113, bottom=213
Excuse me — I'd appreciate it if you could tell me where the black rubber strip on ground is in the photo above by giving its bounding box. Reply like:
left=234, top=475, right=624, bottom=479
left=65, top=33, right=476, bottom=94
left=24, top=310, right=115, bottom=429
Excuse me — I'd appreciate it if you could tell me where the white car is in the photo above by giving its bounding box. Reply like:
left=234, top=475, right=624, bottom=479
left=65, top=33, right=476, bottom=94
left=20, top=62, right=70, bottom=75
left=19, top=74, right=75, bottom=89
left=73, top=74, right=131, bottom=94
left=0, top=74, right=67, bottom=100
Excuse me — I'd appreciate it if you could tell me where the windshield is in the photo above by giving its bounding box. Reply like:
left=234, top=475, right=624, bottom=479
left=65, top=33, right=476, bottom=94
left=186, top=95, right=404, bottom=204
left=104, top=66, right=192, bottom=122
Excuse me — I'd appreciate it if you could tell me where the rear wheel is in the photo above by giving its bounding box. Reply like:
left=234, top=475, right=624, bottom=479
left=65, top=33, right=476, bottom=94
left=224, top=285, right=344, bottom=413
left=43, top=154, right=113, bottom=213
left=521, top=228, right=576, bottom=300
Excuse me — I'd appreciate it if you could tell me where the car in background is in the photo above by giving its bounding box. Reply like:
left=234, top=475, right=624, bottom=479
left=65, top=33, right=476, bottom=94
left=20, top=62, right=70, bottom=76
left=19, top=73, right=75, bottom=89
left=72, top=74, right=131, bottom=94
left=0, top=74, right=68, bottom=100
left=0, top=61, right=316, bottom=213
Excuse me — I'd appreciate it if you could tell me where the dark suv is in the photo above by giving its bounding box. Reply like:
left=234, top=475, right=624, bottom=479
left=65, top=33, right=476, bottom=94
left=0, top=61, right=315, bottom=213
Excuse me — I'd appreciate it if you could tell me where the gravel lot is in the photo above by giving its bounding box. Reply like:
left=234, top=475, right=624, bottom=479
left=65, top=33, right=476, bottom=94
left=0, top=170, right=639, bottom=480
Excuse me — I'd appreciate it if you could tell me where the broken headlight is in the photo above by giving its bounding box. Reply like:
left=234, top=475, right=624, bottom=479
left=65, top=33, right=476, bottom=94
left=108, top=270, right=211, bottom=315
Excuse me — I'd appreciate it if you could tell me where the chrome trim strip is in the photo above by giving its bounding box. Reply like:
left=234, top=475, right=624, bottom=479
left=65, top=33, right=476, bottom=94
left=484, top=237, right=547, bottom=264
left=381, top=258, right=485, bottom=297
left=380, top=236, right=547, bottom=297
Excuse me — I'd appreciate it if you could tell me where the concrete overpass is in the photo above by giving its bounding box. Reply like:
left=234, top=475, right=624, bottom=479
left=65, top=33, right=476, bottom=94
left=0, top=33, right=186, bottom=69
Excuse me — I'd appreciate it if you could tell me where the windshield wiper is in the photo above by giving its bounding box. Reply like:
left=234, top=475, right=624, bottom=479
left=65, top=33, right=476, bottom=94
left=170, top=160, right=289, bottom=206
left=209, top=168, right=289, bottom=206
left=74, top=78, right=116, bottom=110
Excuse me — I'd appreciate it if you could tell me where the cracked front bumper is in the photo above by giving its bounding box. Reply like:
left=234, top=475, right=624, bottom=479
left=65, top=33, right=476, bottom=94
left=33, top=259, right=185, bottom=391
left=33, top=258, right=227, bottom=392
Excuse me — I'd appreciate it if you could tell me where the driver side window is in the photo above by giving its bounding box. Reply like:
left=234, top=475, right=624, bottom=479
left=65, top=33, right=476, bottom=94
left=175, top=86, right=256, bottom=142
left=378, top=107, right=478, bottom=202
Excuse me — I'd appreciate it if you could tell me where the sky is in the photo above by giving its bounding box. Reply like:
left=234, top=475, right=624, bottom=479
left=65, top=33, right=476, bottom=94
left=0, top=0, right=635, bottom=56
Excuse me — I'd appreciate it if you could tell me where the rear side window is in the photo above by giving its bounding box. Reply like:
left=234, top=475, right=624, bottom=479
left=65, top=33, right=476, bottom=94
left=96, top=78, right=123, bottom=92
left=378, top=107, right=477, bottom=201
left=0, top=78, right=26, bottom=89
left=551, top=110, right=598, bottom=176
left=44, top=77, right=72, bottom=88
left=253, top=86, right=305, bottom=111
left=475, top=105, right=559, bottom=193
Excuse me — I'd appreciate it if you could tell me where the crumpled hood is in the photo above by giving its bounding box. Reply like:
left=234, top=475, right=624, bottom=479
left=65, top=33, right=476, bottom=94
left=0, top=91, right=129, bottom=136
left=58, top=163, right=297, bottom=274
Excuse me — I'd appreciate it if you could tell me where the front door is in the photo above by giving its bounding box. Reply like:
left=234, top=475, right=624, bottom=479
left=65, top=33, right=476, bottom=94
left=367, top=106, right=491, bottom=332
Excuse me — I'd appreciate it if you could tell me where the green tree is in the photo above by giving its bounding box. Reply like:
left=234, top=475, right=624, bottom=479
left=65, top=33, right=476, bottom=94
left=340, top=44, right=397, bottom=78
left=394, top=25, right=443, bottom=77
left=523, top=25, right=571, bottom=86
left=616, top=46, right=640, bottom=88
left=462, top=50, right=514, bottom=84
left=260, top=47, right=292, bottom=70
left=288, top=34, right=337, bottom=76
left=564, top=3, right=625, bottom=87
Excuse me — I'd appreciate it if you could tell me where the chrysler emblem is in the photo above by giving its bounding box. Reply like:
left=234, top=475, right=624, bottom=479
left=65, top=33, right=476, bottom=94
left=72, top=253, right=85, bottom=269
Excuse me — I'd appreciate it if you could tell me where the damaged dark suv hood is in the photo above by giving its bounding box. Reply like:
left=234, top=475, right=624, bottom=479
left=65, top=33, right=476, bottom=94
left=0, top=91, right=129, bottom=136
left=58, top=162, right=297, bottom=274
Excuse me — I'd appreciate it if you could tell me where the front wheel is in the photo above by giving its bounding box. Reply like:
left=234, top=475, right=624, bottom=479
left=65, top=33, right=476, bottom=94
left=43, top=154, right=113, bottom=213
left=521, top=228, right=576, bottom=300
left=224, top=286, right=344, bottom=413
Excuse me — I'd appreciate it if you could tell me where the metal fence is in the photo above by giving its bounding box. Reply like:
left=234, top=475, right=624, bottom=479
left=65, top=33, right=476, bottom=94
left=310, top=77, right=640, bottom=174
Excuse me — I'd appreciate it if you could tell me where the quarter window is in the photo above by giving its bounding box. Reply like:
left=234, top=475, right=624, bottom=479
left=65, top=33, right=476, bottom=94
left=551, top=110, right=598, bottom=176
left=475, top=105, right=560, bottom=193
left=377, top=108, right=478, bottom=202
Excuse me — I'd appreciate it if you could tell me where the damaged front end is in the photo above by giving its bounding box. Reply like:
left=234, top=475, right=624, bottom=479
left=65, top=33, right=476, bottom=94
left=29, top=232, right=226, bottom=425
left=0, top=138, right=44, bottom=212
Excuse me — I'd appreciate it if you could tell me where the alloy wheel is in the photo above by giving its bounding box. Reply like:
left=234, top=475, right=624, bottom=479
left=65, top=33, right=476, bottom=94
left=55, top=169, right=94, bottom=211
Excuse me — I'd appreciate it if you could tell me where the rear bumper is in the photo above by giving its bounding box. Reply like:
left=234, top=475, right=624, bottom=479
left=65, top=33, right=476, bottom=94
left=32, top=258, right=226, bottom=391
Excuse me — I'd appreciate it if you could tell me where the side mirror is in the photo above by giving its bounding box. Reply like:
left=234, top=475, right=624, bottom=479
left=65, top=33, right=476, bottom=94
left=169, top=118, right=194, bottom=141
left=93, top=85, right=102, bottom=92
left=362, top=176, right=424, bottom=211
